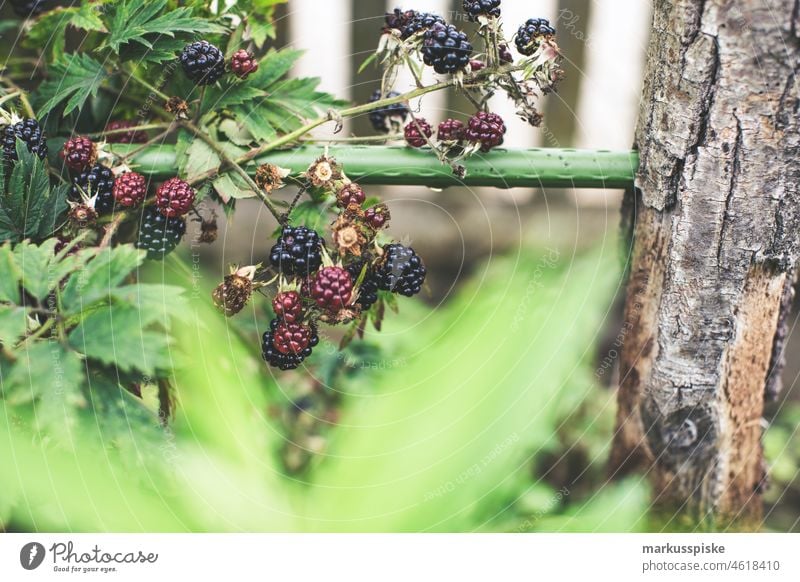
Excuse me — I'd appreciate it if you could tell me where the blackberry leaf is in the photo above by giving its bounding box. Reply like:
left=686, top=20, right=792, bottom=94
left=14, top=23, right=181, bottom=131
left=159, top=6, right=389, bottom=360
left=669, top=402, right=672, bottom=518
left=37, top=53, right=108, bottom=116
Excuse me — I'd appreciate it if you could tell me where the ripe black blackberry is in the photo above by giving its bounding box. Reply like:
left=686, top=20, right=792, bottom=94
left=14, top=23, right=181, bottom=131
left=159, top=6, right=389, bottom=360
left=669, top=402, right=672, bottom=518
left=262, top=319, right=319, bottom=370
left=463, top=0, right=501, bottom=21
left=9, top=0, right=62, bottom=17
left=269, top=226, right=324, bottom=278
left=384, top=8, right=417, bottom=33
left=347, top=262, right=380, bottom=310
left=368, top=90, right=409, bottom=133
left=71, top=164, right=116, bottom=214
left=376, top=244, right=426, bottom=297
left=136, top=206, right=186, bottom=259
left=2, top=118, right=47, bottom=162
left=401, top=12, right=445, bottom=40
left=180, top=41, right=226, bottom=85
left=515, top=18, right=556, bottom=56
left=421, top=23, right=473, bottom=75
left=404, top=118, right=433, bottom=148
left=465, top=111, right=506, bottom=152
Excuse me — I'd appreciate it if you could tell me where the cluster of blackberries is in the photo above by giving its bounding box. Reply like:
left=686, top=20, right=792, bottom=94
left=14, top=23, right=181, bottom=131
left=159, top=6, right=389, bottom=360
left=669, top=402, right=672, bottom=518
left=179, top=42, right=259, bottom=85
left=403, top=111, right=506, bottom=152
left=514, top=18, right=556, bottom=56
left=9, top=0, right=62, bottom=17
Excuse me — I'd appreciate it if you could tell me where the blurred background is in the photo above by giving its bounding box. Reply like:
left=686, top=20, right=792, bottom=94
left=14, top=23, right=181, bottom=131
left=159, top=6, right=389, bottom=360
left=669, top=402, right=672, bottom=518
left=1, top=0, right=798, bottom=532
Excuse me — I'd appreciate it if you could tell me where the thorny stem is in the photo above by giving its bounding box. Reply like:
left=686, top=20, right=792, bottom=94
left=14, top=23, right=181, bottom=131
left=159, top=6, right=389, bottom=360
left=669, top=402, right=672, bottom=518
left=91, top=122, right=171, bottom=139
left=179, top=120, right=284, bottom=223
left=186, top=62, right=526, bottom=188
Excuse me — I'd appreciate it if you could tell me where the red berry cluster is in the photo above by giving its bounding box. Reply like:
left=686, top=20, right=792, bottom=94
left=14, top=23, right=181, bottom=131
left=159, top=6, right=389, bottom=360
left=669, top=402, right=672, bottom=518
left=403, top=111, right=507, bottom=152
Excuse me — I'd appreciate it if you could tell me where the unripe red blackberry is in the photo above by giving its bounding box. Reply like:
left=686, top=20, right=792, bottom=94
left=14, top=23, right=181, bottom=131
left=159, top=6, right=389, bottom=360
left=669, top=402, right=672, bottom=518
left=104, top=120, right=148, bottom=144
left=60, top=136, right=96, bottom=171
left=469, top=60, right=486, bottom=72
left=404, top=118, right=433, bottom=148
left=437, top=118, right=466, bottom=143
left=499, top=44, right=514, bottom=64
left=262, top=318, right=319, bottom=370
left=465, top=111, right=506, bottom=152
left=156, top=177, right=195, bottom=217
left=230, top=49, right=259, bottom=79
left=272, top=291, right=303, bottom=323
left=310, top=266, right=353, bottom=312
left=113, top=172, right=147, bottom=208
left=212, top=273, right=253, bottom=317
left=364, top=204, right=391, bottom=230
left=272, top=321, right=313, bottom=355
left=336, top=183, right=366, bottom=208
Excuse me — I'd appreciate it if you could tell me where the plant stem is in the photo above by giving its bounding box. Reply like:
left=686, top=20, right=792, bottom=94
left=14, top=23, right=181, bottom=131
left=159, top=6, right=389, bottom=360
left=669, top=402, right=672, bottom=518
left=179, top=120, right=283, bottom=223
left=91, top=122, right=171, bottom=139
left=0, top=79, right=35, bottom=117
left=0, top=91, right=21, bottom=108
left=99, top=213, right=125, bottom=249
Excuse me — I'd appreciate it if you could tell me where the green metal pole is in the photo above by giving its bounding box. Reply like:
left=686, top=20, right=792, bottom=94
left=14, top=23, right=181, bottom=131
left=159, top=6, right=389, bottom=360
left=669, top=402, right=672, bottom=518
left=116, top=145, right=638, bottom=189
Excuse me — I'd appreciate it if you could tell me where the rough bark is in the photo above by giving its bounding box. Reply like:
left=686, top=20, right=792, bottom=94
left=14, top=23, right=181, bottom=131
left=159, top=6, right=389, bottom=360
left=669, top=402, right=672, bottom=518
left=610, top=0, right=800, bottom=527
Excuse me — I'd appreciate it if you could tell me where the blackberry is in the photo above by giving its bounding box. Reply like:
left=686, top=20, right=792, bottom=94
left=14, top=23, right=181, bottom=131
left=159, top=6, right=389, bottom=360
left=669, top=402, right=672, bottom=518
left=272, top=321, right=313, bottom=355
left=9, top=0, right=62, bottom=17
left=364, top=204, right=390, bottom=230
left=421, top=23, right=473, bottom=75
left=347, top=262, right=380, bottom=310
left=136, top=206, right=186, bottom=259
left=384, top=8, right=417, bottom=33
left=368, top=90, right=409, bottom=133
left=463, top=0, right=501, bottom=21
left=180, top=41, right=226, bottom=85
left=310, top=266, right=353, bottom=312
left=499, top=44, right=514, bottom=64
left=336, top=183, right=366, bottom=208
left=2, top=118, right=47, bottom=162
left=71, top=164, right=116, bottom=214
left=404, top=118, right=433, bottom=148
left=212, top=273, right=253, bottom=317
left=401, top=12, right=445, bottom=40
left=515, top=18, right=556, bottom=56
left=272, top=291, right=303, bottom=323
left=113, top=172, right=147, bottom=208
left=155, top=177, right=195, bottom=217
left=104, top=120, right=148, bottom=144
left=262, top=319, right=318, bottom=370
left=437, top=118, right=466, bottom=142
left=465, top=111, right=506, bottom=152
left=230, top=49, right=259, bottom=79
left=376, top=244, right=426, bottom=297
left=60, top=136, right=96, bottom=171
left=269, top=226, right=324, bottom=278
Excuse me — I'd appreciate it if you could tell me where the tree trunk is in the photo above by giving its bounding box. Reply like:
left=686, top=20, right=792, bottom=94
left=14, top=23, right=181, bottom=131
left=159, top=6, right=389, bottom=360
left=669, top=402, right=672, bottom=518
left=610, top=0, right=800, bottom=528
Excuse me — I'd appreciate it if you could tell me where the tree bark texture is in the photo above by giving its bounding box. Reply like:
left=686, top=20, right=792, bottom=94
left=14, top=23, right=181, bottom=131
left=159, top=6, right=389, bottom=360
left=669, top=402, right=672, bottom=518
left=610, top=0, right=800, bottom=527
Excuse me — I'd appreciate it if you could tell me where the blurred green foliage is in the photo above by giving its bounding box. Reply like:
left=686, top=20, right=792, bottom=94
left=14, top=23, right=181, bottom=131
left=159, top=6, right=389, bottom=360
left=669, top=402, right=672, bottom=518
left=1, top=241, right=652, bottom=532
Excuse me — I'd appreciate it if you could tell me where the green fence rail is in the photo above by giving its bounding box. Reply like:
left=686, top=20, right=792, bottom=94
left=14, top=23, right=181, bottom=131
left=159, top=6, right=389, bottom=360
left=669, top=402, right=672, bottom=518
left=116, top=145, right=639, bottom=190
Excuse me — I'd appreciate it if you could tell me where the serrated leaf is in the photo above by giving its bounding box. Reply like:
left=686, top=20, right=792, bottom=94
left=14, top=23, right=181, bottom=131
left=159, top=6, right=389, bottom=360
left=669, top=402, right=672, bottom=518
left=183, top=139, right=221, bottom=182
left=104, top=0, right=226, bottom=54
left=37, top=53, right=108, bottom=116
left=68, top=304, right=174, bottom=375
left=70, top=3, right=107, bottom=32
left=109, top=284, right=192, bottom=327
left=213, top=173, right=254, bottom=202
left=5, top=343, right=85, bottom=439
left=0, top=306, right=28, bottom=344
left=60, top=245, right=145, bottom=314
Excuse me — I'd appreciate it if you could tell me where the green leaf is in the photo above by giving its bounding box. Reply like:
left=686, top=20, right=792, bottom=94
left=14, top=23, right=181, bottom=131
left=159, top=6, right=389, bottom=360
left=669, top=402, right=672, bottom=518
left=68, top=304, right=175, bottom=375
left=5, top=344, right=86, bottom=437
left=103, top=0, right=226, bottom=55
left=213, top=173, right=255, bottom=202
left=109, top=284, right=192, bottom=327
left=60, top=245, right=144, bottom=314
left=183, top=139, right=221, bottom=182
left=70, top=3, right=108, bottom=33
left=0, top=306, right=28, bottom=345
left=0, top=244, right=21, bottom=304
left=37, top=53, right=108, bottom=116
